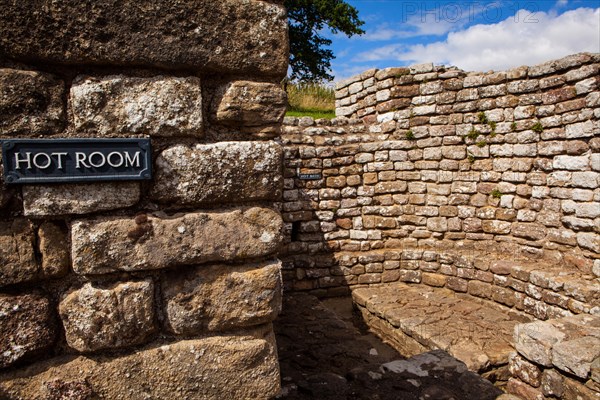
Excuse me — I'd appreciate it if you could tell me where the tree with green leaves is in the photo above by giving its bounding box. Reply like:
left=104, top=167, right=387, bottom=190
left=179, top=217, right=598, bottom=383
left=285, top=0, right=365, bottom=82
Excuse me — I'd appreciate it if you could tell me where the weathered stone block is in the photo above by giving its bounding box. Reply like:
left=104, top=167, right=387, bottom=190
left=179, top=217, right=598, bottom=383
left=508, top=352, right=542, bottom=387
left=0, top=293, right=56, bottom=368
left=38, top=222, right=69, bottom=278
left=71, top=207, right=284, bottom=274
left=514, top=321, right=566, bottom=367
left=562, top=375, right=600, bottom=400
left=163, top=260, right=282, bottom=335
left=71, top=75, right=203, bottom=137
left=552, top=336, right=600, bottom=379
left=212, top=81, right=287, bottom=129
left=506, top=378, right=545, bottom=400
left=577, top=232, right=600, bottom=253
left=59, top=280, right=155, bottom=353
left=0, top=68, right=65, bottom=136
left=150, top=141, right=282, bottom=206
left=541, top=369, right=564, bottom=397
left=0, top=219, right=37, bottom=287
left=23, top=182, right=140, bottom=216
left=511, top=223, right=547, bottom=241
left=0, top=1, right=288, bottom=77
left=481, top=220, right=512, bottom=234
left=0, top=326, right=280, bottom=399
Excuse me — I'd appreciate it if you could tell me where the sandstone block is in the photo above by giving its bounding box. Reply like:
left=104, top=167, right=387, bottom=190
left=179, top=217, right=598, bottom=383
left=481, top=220, right=512, bottom=234
left=0, top=68, right=65, bottom=136
left=38, top=222, right=70, bottom=278
left=468, top=281, right=491, bottom=299
left=59, top=280, right=155, bottom=353
left=23, top=182, right=140, bottom=216
left=421, top=272, right=446, bottom=287
left=541, top=369, right=564, bottom=397
left=163, top=260, right=282, bottom=335
left=577, top=232, right=600, bottom=253
left=71, top=207, right=284, bottom=274
left=446, top=277, right=468, bottom=292
left=0, top=326, right=280, bottom=399
left=552, top=336, right=600, bottom=379
left=511, top=223, right=547, bottom=241
left=0, top=219, right=38, bottom=287
left=0, top=1, right=288, bottom=77
left=506, top=378, right=545, bottom=400
left=0, top=293, right=56, bottom=368
left=212, top=81, right=286, bottom=129
left=515, top=321, right=566, bottom=367
left=553, top=155, right=590, bottom=170
left=150, top=141, right=282, bottom=206
left=71, top=75, right=203, bottom=137
left=508, top=352, right=542, bottom=387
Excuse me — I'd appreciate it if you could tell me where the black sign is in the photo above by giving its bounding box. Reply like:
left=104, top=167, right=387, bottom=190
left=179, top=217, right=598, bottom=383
left=298, top=173, right=322, bottom=180
left=2, top=139, right=152, bottom=184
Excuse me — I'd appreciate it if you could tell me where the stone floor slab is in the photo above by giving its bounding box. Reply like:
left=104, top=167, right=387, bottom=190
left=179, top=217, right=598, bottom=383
left=352, top=283, right=532, bottom=376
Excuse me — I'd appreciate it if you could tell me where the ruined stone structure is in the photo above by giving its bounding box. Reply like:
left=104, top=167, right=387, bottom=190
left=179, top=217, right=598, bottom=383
left=281, top=53, right=599, bottom=398
left=0, top=0, right=598, bottom=397
left=0, top=1, right=288, bottom=399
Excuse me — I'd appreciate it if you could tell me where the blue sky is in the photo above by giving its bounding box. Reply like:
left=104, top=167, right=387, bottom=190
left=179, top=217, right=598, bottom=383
left=328, top=0, right=600, bottom=82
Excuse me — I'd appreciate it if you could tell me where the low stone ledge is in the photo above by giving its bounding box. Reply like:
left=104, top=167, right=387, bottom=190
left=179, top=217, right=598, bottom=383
left=514, top=314, right=600, bottom=378
left=353, top=282, right=532, bottom=375
left=0, top=293, right=56, bottom=369
left=0, top=68, right=65, bottom=136
left=23, top=182, right=140, bottom=217
left=150, top=141, right=283, bottom=206
left=70, top=75, right=203, bottom=137
left=0, top=0, right=288, bottom=77
left=71, top=207, right=284, bottom=275
left=162, top=260, right=282, bottom=335
left=0, top=325, right=280, bottom=399
left=59, top=279, right=155, bottom=353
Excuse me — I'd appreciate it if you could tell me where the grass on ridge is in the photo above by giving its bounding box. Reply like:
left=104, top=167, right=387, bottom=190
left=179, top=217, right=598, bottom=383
left=286, top=109, right=336, bottom=120
left=285, top=81, right=335, bottom=120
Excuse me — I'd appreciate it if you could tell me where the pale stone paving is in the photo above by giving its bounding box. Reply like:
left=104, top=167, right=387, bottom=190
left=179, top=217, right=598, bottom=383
left=353, top=283, right=532, bottom=375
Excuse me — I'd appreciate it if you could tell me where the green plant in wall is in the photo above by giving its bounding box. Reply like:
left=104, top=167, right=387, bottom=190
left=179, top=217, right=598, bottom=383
left=466, top=128, right=479, bottom=140
left=491, top=189, right=503, bottom=199
left=531, top=121, right=544, bottom=133
left=476, top=140, right=487, bottom=148
left=489, top=121, right=497, bottom=137
left=405, top=130, right=416, bottom=140
left=511, top=122, right=517, bottom=132
left=477, top=111, right=489, bottom=125
left=467, top=152, right=476, bottom=163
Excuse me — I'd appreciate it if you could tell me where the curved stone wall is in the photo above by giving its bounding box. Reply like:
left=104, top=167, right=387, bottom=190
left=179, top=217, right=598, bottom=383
left=280, top=53, right=600, bottom=321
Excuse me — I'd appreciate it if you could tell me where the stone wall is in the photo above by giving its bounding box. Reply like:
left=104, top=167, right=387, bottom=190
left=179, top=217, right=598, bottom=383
left=0, top=1, right=288, bottom=399
left=280, top=53, right=599, bottom=321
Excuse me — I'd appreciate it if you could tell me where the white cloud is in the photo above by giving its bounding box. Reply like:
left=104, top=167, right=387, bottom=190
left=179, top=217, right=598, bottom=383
left=354, top=7, right=600, bottom=72
left=360, top=2, right=504, bottom=41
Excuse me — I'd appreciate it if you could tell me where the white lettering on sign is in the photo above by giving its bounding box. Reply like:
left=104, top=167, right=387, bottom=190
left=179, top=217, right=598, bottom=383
left=15, top=152, right=69, bottom=170
left=14, top=151, right=142, bottom=170
left=75, top=151, right=141, bottom=169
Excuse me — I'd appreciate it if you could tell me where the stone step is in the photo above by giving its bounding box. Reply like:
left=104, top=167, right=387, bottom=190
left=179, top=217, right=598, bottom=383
left=352, top=283, right=533, bottom=380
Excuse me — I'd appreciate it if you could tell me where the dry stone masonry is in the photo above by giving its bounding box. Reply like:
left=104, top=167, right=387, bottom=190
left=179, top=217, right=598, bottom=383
left=0, top=1, right=287, bottom=399
left=281, top=53, right=599, bottom=398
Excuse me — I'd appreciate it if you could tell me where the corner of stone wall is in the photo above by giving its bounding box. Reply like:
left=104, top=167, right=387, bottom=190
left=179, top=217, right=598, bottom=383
left=0, top=1, right=288, bottom=399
